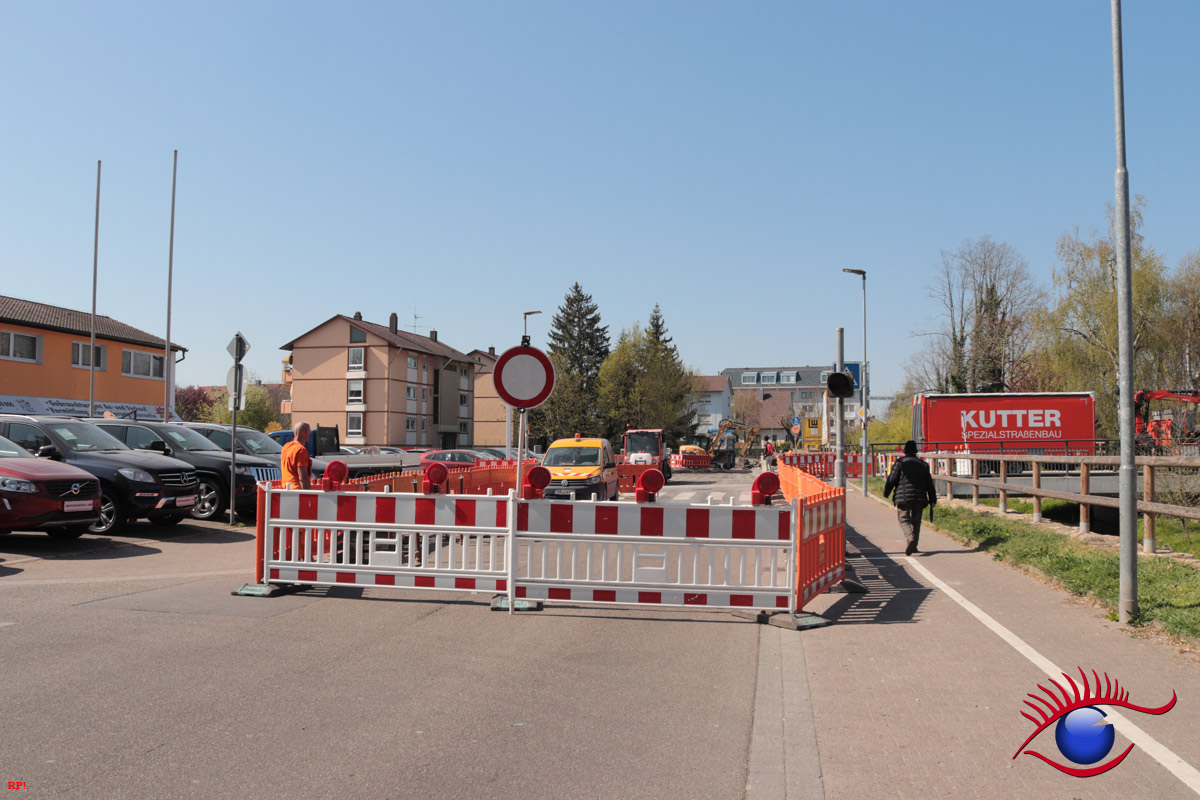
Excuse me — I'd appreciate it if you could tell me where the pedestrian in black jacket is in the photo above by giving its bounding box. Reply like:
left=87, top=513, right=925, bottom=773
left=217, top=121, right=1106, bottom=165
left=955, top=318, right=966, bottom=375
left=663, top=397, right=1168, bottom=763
left=883, top=440, right=938, bottom=555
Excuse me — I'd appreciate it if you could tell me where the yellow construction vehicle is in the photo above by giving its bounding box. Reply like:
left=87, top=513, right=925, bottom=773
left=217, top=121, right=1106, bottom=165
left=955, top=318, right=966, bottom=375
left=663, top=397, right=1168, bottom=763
left=706, top=419, right=760, bottom=470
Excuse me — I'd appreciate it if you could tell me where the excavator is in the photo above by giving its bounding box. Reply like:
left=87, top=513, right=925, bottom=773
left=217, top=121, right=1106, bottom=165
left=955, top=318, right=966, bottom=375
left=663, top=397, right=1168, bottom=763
left=1134, top=389, right=1200, bottom=451
left=705, top=418, right=760, bottom=470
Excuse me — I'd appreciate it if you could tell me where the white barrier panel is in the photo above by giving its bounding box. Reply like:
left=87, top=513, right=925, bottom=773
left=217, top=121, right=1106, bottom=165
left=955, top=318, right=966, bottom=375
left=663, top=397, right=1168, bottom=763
left=263, top=485, right=512, bottom=594
left=511, top=498, right=795, bottom=611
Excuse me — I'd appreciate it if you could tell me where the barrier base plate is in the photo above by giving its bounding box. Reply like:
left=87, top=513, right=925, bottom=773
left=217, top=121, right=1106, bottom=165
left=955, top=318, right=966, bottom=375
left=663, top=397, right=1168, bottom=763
left=490, top=595, right=544, bottom=612
left=231, top=582, right=311, bottom=598
left=766, top=612, right=832, bottom=631
left=827, top=578, right=868, bottom=594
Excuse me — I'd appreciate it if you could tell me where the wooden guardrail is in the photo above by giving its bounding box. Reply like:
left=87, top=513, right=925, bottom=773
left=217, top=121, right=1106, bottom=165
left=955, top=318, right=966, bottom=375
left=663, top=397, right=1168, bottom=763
left=923, top=452, right=1200, bottom=554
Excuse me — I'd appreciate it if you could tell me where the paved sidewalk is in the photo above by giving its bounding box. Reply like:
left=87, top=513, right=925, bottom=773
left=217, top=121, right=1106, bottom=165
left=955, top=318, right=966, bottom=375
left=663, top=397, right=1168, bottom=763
left=795, top=490, right=1200, bottom=799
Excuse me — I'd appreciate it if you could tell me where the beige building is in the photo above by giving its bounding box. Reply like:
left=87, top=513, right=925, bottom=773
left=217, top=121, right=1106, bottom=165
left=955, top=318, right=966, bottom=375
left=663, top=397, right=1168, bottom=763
left=467, top=347, right=508, bottom=447
left=282, top=312, right=474, bottom=449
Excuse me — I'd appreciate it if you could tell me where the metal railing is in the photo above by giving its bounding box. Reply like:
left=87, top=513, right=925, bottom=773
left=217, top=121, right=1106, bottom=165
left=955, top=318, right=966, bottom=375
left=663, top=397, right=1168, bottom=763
left=923, top=451, right=1200, bottom=553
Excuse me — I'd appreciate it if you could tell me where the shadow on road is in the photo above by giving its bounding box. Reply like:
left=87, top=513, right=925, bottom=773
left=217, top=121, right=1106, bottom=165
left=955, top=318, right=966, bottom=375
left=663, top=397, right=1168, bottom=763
left=817, top=526, right=933, bottom=625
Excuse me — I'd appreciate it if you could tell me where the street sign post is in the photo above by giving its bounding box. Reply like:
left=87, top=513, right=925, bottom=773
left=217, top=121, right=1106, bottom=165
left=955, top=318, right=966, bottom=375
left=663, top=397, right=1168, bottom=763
left=227, top=332, right=250, bottom=525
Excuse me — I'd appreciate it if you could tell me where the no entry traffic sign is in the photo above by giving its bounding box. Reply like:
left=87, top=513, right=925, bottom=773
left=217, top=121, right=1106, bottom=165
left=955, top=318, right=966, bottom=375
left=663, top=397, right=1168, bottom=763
left=493, top=346, right=556, bottom=409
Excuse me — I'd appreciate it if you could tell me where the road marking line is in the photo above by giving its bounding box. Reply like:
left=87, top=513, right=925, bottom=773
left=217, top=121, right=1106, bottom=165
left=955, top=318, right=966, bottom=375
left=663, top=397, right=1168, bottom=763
left=0, top=569, right=250, bottom=587
left=905, top=556, right=1200, bottom=795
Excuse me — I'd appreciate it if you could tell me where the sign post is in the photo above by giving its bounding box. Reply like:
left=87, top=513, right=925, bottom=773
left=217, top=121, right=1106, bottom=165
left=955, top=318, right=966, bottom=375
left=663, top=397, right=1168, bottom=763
left=492, top=343, right=555, bottom=613
left=227, top=332, right=250, bottom=525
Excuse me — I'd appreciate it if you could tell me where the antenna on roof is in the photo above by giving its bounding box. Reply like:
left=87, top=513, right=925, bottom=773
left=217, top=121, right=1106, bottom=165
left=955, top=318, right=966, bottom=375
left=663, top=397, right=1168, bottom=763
left=409, top=306, right=427, bottom=333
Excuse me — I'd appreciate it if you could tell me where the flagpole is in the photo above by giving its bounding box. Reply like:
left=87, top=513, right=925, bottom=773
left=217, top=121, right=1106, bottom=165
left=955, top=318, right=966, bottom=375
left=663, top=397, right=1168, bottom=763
left=89, top=160, right=101, bottom=418
left=165, top=150, right=178, bottom=421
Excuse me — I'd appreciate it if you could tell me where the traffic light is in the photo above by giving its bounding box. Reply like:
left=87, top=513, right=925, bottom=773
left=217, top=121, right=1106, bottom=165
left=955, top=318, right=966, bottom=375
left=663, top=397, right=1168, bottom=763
left=826, top=371, right=855, bottom=398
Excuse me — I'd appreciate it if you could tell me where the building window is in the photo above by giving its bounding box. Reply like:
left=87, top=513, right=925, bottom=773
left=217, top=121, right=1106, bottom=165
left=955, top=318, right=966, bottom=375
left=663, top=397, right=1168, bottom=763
left=461, top=366, right=469, bottom=377
left=407, top=356, right=417, bottom=368
left=121, top=349, right=164, bottom=379
left=741, top=372, right=757, bottom=385
left=349, top=327, right=366, bottom=343
left=459, top=393, right=469, bottom=405
left=406, top=386, right=416, bottom=400
left=422, top=388, right=427, bottom=401
left=760, top=372, right=777, bottom=385
left=0, top=331, right=41, bottom=363
left=780, top=372, right=797, bottom=384
left=347, top=413, right=363, bottom=437
left=421, top=418, right=427, bottom=431
left=71, top=341, right=106, bottom=370
left=459, top=422, right=469, bottom=434
left=348, top=347, right=364, bottom=370
left=801, top=391, right=810, bottom=399
left=347, top=380, right=363, bottom=403
left=406, top=418, right=416, bottom=432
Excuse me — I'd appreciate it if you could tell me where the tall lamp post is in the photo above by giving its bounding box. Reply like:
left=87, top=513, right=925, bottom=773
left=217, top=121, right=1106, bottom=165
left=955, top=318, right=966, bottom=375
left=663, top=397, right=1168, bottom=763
left=843, top=269, right=868, bottom=496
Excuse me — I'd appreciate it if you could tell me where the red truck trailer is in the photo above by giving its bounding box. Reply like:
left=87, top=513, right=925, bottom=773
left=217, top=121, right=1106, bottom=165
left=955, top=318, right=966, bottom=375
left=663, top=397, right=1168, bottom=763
left=911, top=392, right=1096, bottom=455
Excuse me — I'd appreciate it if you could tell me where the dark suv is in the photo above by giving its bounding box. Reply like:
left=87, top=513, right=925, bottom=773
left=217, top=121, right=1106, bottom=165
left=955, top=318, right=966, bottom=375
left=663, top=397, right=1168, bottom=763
left=0, top=415, right=199, bottom=534
left=180, top=423, right=328, bottom=481
left=89, top=419, right=278, bottom=522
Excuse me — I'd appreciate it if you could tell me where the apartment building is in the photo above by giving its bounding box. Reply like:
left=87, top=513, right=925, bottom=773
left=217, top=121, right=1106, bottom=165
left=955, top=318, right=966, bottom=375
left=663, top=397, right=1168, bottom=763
left=0, top=294, right=185, bottom=419
left=282, top=312, right=473, bottom=448
left=690, top=375, right=732, bottom=435
left=720, top=364, right=866, bottom=445
left=467, top=347, right=508, bottom=447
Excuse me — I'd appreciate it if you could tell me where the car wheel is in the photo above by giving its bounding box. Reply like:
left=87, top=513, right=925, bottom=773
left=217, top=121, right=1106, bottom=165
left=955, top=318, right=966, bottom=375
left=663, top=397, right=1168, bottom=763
left=47, top=525, right=89, bottom=540
left=190, top=478, right=226, bottom=521
left=88, top=491, right=127, bottom=534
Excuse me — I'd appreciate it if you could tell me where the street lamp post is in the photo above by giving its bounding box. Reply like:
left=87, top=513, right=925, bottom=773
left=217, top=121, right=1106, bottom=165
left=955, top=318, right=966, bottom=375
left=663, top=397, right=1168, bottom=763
left=843, top=269, right=868, bottom=496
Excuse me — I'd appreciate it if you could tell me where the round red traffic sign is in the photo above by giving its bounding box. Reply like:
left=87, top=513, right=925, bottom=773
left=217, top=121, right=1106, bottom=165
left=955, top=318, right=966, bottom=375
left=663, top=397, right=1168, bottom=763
left=493, top=346, right=556, bottom=409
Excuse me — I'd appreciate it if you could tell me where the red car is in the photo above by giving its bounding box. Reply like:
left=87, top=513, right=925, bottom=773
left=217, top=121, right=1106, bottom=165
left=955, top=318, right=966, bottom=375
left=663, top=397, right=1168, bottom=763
left=418, top=450, right=491, bottom=470
left=0, top=433, right=101, bottom=539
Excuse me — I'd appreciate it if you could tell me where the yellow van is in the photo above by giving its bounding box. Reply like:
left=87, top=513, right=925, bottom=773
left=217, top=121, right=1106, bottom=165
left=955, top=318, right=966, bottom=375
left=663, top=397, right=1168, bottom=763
left=540, top=435, right=619, bottom=501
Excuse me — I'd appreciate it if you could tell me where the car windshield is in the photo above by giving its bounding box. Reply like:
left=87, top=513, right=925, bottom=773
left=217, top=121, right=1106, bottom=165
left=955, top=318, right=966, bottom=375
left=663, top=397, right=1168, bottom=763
left=163, top=427, right=223, bottom=451
left=543, top=446, right=600, bottom=467
left=237, top=429, right=284, bottom=455
left=0, top=434, right=33, bottom=459
left=49, top=422, right=128, bottom=452
left=625, top=433, right=660, bottom=455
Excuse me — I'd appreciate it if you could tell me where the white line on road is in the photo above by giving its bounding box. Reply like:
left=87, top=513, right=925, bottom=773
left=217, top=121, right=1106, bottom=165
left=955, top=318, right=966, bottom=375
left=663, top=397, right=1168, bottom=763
left=0, top=569, right=250, bottom=587
left=905, top=555, right=1200, bottom=795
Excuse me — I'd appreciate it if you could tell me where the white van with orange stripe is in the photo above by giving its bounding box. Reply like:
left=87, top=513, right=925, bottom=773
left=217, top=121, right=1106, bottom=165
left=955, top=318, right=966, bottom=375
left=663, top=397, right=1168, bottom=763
left=539, top=434, right=619, bottom=501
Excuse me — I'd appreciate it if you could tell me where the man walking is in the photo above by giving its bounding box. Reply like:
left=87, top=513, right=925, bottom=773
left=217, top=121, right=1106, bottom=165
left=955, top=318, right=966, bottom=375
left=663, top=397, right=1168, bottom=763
left=883, top=440, right=937, bottom=555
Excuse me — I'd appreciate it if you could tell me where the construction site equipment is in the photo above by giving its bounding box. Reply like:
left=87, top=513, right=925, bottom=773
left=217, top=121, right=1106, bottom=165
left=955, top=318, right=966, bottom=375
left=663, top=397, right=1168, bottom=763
left=1134, top=389, right=1200, bottom=451
left=707, top=419, right=761, bottom=470
left=621, top=428, right=672, bottom=481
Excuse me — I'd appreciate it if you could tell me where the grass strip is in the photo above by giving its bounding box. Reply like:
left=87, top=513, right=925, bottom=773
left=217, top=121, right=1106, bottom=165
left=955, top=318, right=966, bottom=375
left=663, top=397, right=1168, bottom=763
left=865, top=477, right=1200, bottom=641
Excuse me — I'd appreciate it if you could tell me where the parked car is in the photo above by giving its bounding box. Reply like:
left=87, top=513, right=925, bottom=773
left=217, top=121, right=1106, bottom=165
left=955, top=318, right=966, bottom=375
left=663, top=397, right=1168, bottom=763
left=471, top=447, right=515, bottom=460
left=180, top=423, right=328, bottom=481
left=0, top=432, right=100, bottom=538
left=0, top=415, right=199, bottom=534
left=89, top=419, right=277, bottom=521
left=418, top=449, right=492, bottom=470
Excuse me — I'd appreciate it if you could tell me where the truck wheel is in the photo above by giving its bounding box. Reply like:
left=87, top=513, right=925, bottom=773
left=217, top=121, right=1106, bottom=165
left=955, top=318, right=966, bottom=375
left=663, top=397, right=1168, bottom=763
left=191, top=478, right=226, bottom=521
left=88, top=491, right=127, bottom=535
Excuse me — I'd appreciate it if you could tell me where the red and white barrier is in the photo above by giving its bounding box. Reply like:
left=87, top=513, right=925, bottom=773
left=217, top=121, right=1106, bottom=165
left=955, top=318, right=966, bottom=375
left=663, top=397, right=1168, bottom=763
left=254, top=464, right=851, bottom=616
left=778, top=452, right=875, bottom=478
left=511, top=498, right=794, bottom=610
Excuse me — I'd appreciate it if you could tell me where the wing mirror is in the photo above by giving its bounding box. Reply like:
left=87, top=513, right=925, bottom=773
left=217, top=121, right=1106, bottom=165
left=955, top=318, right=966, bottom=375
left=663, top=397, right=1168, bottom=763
left=36, top=444, right=62, bottom=460
left=147, top=440, right=171, bottom=455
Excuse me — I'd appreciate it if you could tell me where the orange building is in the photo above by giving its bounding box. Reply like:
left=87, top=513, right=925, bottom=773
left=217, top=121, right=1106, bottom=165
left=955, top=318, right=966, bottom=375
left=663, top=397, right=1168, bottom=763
left=282, top=312, right=474, bottom=449
left=467, top=347, right=508, bottom=447
left=0, top=295, right=185, bottom=419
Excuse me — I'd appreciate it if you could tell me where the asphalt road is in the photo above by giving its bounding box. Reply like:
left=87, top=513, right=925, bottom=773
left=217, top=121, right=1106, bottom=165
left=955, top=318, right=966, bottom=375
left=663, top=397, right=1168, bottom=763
left=0, top=471, right=786, bottom=800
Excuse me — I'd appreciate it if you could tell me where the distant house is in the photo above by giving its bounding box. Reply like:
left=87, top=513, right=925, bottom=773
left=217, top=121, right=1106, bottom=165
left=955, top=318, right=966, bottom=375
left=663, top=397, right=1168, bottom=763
left=0, top=294, right=185, bottom=420
left=467, top=347, right=507, bottom=447
left=720, top=364, right=864, bottom=445
left=690, top=375, right=733, bottom=436
left=282, top=312, right=474, bottom=449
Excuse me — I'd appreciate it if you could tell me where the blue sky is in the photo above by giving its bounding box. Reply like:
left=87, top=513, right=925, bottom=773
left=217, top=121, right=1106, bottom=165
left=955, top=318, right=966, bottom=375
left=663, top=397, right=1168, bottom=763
left=3, top=1, right=1197, bottom=402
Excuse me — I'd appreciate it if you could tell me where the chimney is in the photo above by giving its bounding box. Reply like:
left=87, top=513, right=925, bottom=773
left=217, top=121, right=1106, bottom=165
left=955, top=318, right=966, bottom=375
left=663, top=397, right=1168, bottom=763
left=353, top=311, right=362, bottom=320
left=488, top=346, right=495, bottom=356
left=389, top=312, right=398, bottom=334
left=429, top=330, right=437, bottom=342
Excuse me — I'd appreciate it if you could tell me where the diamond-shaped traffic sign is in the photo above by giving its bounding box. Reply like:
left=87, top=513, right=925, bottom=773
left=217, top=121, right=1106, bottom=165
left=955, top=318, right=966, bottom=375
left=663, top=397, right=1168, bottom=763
left=227, top=332, right=250, bottom=362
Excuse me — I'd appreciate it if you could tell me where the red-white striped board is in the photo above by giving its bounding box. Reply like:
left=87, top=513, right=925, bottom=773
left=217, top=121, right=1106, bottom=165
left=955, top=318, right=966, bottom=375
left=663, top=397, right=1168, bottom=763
left=514, top=585, right=790, bottom=609
left=268, top=566, right=507, bottom=593
left=268, top=490, right=509, bottom=530
left=517, top=499, right=791, bottom=541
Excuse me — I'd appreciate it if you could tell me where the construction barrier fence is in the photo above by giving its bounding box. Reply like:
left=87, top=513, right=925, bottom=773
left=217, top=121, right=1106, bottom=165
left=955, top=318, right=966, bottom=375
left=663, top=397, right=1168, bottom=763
left=254, top=467, right=848, bottom=616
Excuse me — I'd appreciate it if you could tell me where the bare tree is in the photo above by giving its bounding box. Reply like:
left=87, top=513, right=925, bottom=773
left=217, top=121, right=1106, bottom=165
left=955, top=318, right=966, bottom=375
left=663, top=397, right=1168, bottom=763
left=912, top=236, right=1044, bottom=393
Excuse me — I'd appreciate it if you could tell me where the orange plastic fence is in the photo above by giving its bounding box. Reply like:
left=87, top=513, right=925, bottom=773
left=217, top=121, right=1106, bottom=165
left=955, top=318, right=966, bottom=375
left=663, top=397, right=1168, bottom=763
left=777, top=452, right=876, bottom=479
left=778, top=461, right=847, bottom=611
